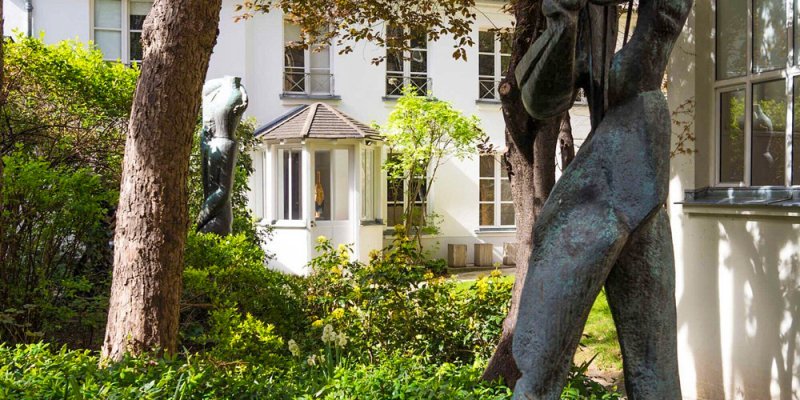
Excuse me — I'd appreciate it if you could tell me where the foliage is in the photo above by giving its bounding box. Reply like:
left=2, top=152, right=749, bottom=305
left=381, top=87, right=484, bottom=236
left=188, top=117, right=268, bottom=246
left=2, top=33, right=138, bottom=183
left=0, top=152, right=114, bottom=347
left=236, top=0, right=476, bottom=63
left=181, top=231, right=305, bottom=351
left=304, top=235, right=512, bottom=364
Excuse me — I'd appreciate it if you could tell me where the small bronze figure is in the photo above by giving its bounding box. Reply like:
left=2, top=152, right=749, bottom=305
left=512, top=0, right=692, bottom=398
left=196, top=76, right=248, bottom=236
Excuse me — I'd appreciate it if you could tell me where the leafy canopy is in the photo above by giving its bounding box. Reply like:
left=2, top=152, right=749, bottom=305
left=235, top=0, right=477, bottom=62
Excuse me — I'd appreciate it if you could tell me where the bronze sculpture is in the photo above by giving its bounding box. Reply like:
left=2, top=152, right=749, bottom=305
left=196, top=76, right=248, bottom=236
left=512, top=0, right=692, bottom=398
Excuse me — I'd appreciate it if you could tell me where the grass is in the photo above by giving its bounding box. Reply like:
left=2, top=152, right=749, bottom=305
left=455, top=272, right=622, bottom=372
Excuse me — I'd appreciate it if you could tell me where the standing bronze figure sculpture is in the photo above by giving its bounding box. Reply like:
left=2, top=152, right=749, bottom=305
left=512, top=0, right=692, bottom=399
left=196, top=76, right=248, bottom=236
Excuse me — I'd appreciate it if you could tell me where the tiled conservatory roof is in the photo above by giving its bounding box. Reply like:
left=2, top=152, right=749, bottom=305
left=254, top=103, right=381, bottom=141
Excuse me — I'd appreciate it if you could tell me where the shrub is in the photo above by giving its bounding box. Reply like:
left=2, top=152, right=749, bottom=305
left=0, top=153, right=114, bottom=347
left=181, top=231, right=306, bottom=352
left=303, top=235, right=512, bottom=364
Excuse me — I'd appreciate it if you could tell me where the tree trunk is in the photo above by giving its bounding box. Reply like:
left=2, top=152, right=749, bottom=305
left=483, top=0, right=613, bottom=386
left=482, top=0, right=561, bottom=386
left=559, top=113, right=576, bottom=169
left=103, top=0, right=222, bottom=361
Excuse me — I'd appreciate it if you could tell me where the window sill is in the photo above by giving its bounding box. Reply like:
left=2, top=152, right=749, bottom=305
left=280, top=93, right=341, bottom=100
left=265, top=219, right=308, bottom=229
left=678, top=187, right=800, bottom=216
left=475, top=227, right=516, bottom=235
left=475, top=99, right=502, bottom=105
left=360, top=219, right=384, bottom=226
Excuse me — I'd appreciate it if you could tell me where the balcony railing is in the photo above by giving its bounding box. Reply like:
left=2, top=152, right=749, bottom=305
left=283, top=70, right=336, bottom=96
left=478, top=78, right=501, bottom=100
left=385, top=75, right=433, bottom=97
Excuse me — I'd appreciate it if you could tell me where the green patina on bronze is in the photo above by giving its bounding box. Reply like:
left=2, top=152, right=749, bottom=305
left=511, top=0, right=692, bottom=399
left=196, top=76, right=248, bottom=236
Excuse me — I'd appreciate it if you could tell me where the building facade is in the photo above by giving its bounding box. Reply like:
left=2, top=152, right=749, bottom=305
left=5, top=0, right=799, bottom=398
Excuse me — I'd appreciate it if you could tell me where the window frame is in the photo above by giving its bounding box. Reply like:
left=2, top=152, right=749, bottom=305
left=282, top=22, right=335, bottom=97
left=92, top=0, right=151, bottom=64
left=385, top=25, right=430, bottom=97
left=713, top=0, right=797, bottom=187
left=385, top=154, right=428, bottom=227
left=477, top=30, right=511, bottom=101
left=478, top=154, right=514, bottom=228
left=360, top=146, right=381, bottom=222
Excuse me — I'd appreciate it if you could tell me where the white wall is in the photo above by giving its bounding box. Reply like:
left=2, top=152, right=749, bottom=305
left=668, top=2, right=800, bottom=398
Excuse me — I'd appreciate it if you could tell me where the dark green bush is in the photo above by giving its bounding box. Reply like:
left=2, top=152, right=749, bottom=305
left=181, top=231, right=306, bottom=352
left=0, top=153, right=114, bottom=347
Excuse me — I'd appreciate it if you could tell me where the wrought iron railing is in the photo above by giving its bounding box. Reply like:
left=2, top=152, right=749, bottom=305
left=478, top=78, right=501, bottom=100
left=283, top=70, right=335, bottom=96
left=385, top=75, right=433, bottom=97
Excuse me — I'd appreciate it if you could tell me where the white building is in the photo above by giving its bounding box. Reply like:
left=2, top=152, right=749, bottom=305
left=5, top=1, right=800, bottom=398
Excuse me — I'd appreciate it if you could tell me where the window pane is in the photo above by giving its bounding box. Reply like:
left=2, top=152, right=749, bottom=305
left=479, top=54, right=494, bottom=76
left=479, top=155, right=494, bottom=177
left=501, top=204, right=515, bottom=226
left=794, top=77, right=800, bottom=184
left=285, top=47, right=304, bottom=68
left=753, top=0, right=787, bottom=72
left=751, top=80, right=786, bottom=186
left=95, top=0, right=121, bottom=28
left=719, top=89, right=746, bottom=183
left=480, top=204, right=494, bottom=226
left=387, top=205, right=403, bottom=226
left=283, top=151, right=291, bottom=219
left=410, top=50, right=427, bottom=73
left=410, top=76, right=428, bottom=95
left=501, top=55, right=510, bottom=76
left=95, top=30, right=122, bottom=60
left=387, top=50, right=403, bottom=73
left=500, top=34, right=512, bottom=54
left=129, top=32, right=143, bottom=61
left=501, top=179, right=512, bottom=201
left=315, top=151, right=331, bottom=220
left=310, top=45, right=330, bottom=69
left=796, top=0, right=800, bottom=65
left=388, top=179, right=403, bottom=202
left=332, top=149, right=349, bottom=220
left=309, top=73, right=331, bottom=94
left=479, top=180, right=494, bottom=202
left=290, top=151, right=302, bottom=219
left=479, top=31, right=494, bottom=53
left=130, top=1, right=152, bottom=30
left=410, top=28, right=426, bottom=49
left=716, top=0, right=747, bottom=79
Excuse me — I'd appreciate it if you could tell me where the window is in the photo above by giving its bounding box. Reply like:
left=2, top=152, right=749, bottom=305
left=361, top=147, right=380, bottom=220
left=386, top=26, right=430, bottom=97
left=478, top=31, right=511, bottom=100
left=283, top=23, right=333, bottom=96
left=280, top=149, right=302, bottom=220
left=479, top=154, right=514, bottom=227
left=715, top=0, right=800, bottom=186
left=386, top=153, right=427, bottom=227
left=93, top=0, right=152, bottom=63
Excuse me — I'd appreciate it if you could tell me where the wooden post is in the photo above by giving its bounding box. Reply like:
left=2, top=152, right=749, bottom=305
left=447, top=244, right=467, bottom=267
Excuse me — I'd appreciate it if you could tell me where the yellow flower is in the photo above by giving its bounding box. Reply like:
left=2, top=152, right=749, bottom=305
left=423, top=271, right=434, bottom=280
left=312, top=319, right=324, bottom=328
left=316, top=235, right=328, bottom=244
left=331, top=308, right=345, bottom=319
left=490, top=269, right=503, bottom=278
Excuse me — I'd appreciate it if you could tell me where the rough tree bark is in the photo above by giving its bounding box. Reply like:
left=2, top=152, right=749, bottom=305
left=102, top=0, right=223, bottom=360
left=483, top=1, right=616, bottom=386
left=482, top=0, right=562, bottom=386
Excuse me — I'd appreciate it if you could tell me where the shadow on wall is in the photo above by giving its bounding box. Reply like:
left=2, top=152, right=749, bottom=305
left=720, top=217, right=799, bottom=399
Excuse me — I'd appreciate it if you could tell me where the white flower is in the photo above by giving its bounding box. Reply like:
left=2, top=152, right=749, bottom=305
left=322, top=324, right=336, bottom=344
left=335, top=332, right=348, bottom=348
left=307, top=354, right=317, bottom=366
left=288, top=339, right=300, bottom=357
